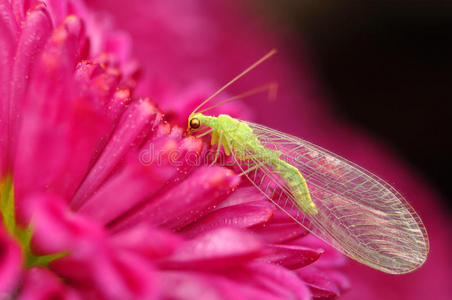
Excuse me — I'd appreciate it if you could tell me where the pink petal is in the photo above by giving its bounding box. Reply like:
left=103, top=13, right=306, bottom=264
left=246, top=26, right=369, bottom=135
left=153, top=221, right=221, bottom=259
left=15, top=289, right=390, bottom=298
left=89, top=251, right=158, bottom=300
left=77, top=61, right=122, bottom=107
left=0, top=11, right=15, bottom=176
left=225, top=262, right=312, bottom=300
left=110, top=166, right=240, bottom=232
left=103, top=30, right=133, bottom=64
left=290, top=235, right=347, bottom=268
left=108, top=88, right=133, bottom=122
left=110, top=224, right=182, bottom=259
left=0, top=0, right=19, bottom=38
left=74, top=60, right=103, bottom=84
left=25, top=194, right=104, bottom=255
left=322, top=270, right=350, bottom=294
left=0, top=226, right=22, bottom=294
left=17, top=267, right=81, bottom=300
left=52, top=246, right=158, bottom=300
left=181, top=200, right=274, bottom=238
left=159, top=270, right=280, bottom=300
left=251, top=209, right=309, bottom=244
left=217, top=186, right=267, bottom=208
left=167, top=134, right=205, bottom=180
left=159, top=271, right=238, bottom=300
left=222, top=188, right=309, bottom=243
left=74, top=62, right=133, bottom=170
left=161, top=227, right=261, bottom=270
left=44, top=0, right=68, bottom=26
left=11, top=0, right=25, bottom=23
left=71, top=98, right=162, bottom=209
left=49, top=254, right=96, bottom=284
left=296, top=266, right=341, bottom=300
left=260, top=244, right=323, bottom=270
left=27, top=196, right=158, bottom=299
left=79, top=137, right=181, bottom=224
left=10, top=2, right=52, bottom=147
left=80, top=135, right=203, bottom=225
left=80, top=8, right=134, bottom=65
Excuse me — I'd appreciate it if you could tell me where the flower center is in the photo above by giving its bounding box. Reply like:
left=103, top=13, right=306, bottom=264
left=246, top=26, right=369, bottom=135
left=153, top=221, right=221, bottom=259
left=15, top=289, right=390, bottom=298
left=0, top=175, right=66, bottom=267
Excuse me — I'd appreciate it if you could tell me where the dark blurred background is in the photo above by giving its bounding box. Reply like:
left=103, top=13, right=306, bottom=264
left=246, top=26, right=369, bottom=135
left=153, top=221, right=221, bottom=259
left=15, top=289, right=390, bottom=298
left=254, top=1, right=452, bottom=210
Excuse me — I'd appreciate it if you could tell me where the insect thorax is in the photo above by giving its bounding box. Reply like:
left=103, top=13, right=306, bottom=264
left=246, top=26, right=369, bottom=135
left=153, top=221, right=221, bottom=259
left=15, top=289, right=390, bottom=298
left=194, top=113, right=280, bottom=160
left=194, top=114, right=239, bottom=134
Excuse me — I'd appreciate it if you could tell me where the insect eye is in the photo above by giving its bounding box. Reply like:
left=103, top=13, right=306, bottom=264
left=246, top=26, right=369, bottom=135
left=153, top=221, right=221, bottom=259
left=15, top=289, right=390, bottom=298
left=190, top=118, right=201, bottom=129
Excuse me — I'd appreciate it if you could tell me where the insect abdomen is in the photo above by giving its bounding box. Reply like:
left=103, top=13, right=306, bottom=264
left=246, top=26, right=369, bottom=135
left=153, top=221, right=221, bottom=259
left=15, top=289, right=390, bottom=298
left=272, top=160, right=318, bottom=215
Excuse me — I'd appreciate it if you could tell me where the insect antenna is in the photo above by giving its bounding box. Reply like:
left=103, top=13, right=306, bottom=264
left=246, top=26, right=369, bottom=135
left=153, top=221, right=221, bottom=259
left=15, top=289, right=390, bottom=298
left=191, top=49, right=277, bottom=114
left=196, top=82, right=278, bottom=114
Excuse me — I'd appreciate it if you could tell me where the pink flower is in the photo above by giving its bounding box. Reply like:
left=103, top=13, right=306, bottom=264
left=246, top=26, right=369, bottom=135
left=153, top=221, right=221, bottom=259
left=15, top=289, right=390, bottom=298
left=0, top=1, right=347, bottom=299
left=86, top=0, right=452, bottom=299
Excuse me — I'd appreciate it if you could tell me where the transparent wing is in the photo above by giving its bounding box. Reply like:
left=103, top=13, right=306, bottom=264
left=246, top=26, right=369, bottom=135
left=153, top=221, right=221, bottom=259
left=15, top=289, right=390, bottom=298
left=228, top=121, right=429, bottom=274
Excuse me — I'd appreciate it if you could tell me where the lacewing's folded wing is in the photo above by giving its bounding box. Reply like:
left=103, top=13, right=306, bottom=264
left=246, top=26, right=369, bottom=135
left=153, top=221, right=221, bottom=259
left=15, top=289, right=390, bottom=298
left=229, top=121, right=428, bottom=274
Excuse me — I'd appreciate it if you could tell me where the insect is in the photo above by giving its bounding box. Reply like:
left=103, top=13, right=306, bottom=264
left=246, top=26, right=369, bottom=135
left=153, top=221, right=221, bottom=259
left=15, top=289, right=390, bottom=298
left=186, top=49, right=429, bottom=274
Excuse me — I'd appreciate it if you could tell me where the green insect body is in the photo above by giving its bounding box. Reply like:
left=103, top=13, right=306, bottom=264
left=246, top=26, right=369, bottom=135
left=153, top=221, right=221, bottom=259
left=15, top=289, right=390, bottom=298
left=190, top=113, right=318, bottom=215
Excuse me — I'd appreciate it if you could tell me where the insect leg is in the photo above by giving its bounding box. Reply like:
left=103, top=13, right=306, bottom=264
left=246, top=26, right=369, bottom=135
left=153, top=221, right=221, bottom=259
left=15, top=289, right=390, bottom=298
left=210, top=130, right=223, bottom=166
left=195, top=128, right=214, bottom=138
left=238, top=160, right=265, bottom=176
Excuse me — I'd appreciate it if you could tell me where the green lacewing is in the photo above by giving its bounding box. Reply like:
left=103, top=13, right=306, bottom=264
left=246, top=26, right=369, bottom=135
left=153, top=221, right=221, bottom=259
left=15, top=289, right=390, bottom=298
left=186, top=50, right=429, bottom=274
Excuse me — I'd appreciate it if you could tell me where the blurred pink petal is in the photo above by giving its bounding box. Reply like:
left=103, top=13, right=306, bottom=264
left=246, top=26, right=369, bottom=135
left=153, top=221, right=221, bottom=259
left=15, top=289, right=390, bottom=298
left=51, top=246, right=159, bottom=299
left=322, top=270, right=351, bottom=296
left=0, top=225, right=22, bottom=294
left=18, top=267, right=81, bottom=300
left=161, top=227, right=261, bottom=270
left=28, top=194, right=159, bottom=299
left=159, top=271, right=275, bottom=300
left=25, top=194, right=104, bottom=255
left=0, top=0, right=19, bottom=38
left=227, top=262, right=312, bottom=300
left=297, top=266, right=342, bottom=300
left=110, top=224, right=182, bottom=259
left=87, top=250, right=158, bottom=300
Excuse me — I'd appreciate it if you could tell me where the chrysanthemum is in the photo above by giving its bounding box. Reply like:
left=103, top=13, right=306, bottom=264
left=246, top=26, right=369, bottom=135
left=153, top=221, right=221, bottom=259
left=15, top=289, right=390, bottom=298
left=0, top=1, right=349, bottom=299
left=83, top=1, right=452, bottom=300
